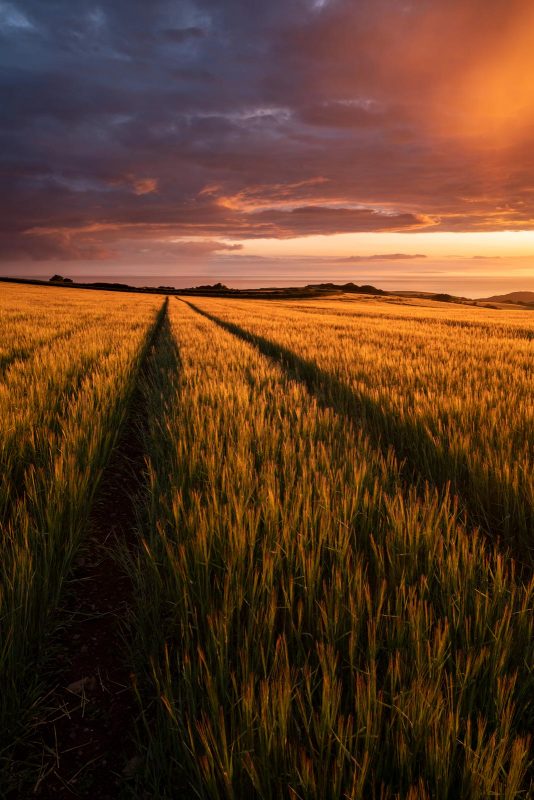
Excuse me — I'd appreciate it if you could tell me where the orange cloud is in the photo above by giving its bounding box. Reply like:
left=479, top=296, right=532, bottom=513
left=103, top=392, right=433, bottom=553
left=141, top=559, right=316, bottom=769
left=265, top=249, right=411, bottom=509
left=131, top=177, right=159, bottom=196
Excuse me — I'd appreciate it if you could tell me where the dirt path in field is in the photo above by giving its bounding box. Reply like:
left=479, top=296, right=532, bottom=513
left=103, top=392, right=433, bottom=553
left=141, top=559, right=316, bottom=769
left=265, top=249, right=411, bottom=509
left=26, top=309, right=166, bottom=799
left=182, top=299, right=530, bottom=576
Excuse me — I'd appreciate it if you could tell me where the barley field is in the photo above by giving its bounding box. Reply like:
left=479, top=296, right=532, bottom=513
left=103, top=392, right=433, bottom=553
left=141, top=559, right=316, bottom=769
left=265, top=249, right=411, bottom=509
left=0, top=283, right=532, bottom=798
left=0, top=284, right=162, bottom=756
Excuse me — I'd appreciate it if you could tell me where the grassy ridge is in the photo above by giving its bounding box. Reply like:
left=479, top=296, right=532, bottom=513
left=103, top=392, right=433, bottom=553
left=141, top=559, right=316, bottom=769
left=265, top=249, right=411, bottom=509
left=0, top=285, right=163, bottom=765
left=129, top=299, right=532, bottom=798
left=186, top=297, right=534, bottom=564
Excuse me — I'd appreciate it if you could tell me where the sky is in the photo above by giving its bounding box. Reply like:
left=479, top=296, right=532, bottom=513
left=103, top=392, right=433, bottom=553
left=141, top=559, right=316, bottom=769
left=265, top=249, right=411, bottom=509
left=2, top=0, right=534, bottom=295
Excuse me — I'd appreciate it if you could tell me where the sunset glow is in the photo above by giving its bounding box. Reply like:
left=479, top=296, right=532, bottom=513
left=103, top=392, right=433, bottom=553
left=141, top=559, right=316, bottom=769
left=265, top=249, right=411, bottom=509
left=2, top=0, right=534, bottom=293
left=246, top=231, right=534, bottom=260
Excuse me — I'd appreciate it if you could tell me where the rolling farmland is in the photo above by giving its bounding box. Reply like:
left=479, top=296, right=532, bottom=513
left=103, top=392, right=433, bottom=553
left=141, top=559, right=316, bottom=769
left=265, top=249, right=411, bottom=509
left=1, top=283, right=532, bottom=798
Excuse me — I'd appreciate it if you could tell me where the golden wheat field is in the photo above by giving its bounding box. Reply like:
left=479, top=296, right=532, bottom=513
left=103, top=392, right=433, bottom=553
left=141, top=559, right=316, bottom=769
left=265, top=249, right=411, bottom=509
left=1, top=282, right=533, bottom=799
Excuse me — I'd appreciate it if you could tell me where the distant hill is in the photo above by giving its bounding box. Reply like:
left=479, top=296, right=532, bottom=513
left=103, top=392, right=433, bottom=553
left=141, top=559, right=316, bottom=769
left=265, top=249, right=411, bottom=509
left=480, top=291, right=534, bottom=304
left=306, top=282, right=386, bottom=295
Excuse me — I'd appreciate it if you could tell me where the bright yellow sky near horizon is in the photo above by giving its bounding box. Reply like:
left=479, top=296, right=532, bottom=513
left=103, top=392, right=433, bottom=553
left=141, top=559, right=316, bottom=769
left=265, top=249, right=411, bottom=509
left=241, top=231, right=534, bottom=261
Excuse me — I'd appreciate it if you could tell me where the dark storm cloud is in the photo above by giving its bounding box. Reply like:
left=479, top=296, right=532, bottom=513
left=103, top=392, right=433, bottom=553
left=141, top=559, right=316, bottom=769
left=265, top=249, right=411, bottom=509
left=2, top=0, right=534, bottom=262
